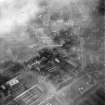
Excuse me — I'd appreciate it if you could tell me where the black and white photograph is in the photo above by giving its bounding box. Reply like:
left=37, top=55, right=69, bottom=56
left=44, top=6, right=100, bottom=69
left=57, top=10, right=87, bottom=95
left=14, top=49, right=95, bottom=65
left=0, top=0, right=105, bottom=105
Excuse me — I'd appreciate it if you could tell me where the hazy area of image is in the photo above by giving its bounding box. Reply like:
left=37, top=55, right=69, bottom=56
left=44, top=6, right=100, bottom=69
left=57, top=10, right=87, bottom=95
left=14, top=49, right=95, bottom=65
left=0, top=0, right=103, bottom=62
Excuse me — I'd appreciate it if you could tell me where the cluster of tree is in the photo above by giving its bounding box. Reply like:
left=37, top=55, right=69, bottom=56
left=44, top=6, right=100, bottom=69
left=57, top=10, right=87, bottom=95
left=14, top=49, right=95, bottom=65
left=52, top=28, right=79, bottom=48
left=0, top=60, right=24, bottom=78
left=25, top=46, right=76, bottom=85
left=0, top=75, right=10, bottom=86
left=0, top=60, right=25, bottom=103
left=0, top=74, right=10, bottom=101
left=96, top=0, right=105, bottom=16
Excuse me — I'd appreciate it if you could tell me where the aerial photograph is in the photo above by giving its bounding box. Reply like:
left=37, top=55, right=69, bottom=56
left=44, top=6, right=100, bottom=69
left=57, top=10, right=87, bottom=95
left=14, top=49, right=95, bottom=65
left=0, top=0, right=104, bottom=105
